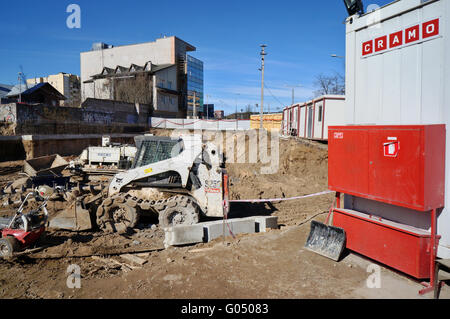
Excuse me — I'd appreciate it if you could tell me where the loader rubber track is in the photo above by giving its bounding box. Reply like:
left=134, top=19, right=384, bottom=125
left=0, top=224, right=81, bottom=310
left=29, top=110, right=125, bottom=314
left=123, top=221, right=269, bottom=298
left=95, top=193, right=200, bottom=233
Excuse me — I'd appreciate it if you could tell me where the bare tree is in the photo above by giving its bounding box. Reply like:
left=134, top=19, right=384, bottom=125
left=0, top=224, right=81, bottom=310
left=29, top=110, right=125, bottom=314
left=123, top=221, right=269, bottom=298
left=313, top=72, right=345, bottom=97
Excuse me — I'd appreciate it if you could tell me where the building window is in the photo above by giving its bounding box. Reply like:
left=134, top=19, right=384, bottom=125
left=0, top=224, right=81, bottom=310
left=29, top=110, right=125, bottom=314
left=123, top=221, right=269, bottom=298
left=318, top=105, right=323, bottom=122
left=186, top=54, right=204, bottom=115
left=168, top=81, right=172, bottom=89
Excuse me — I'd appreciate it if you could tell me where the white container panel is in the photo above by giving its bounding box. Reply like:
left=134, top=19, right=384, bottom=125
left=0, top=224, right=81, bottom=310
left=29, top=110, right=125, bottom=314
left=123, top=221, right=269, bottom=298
left=421, top=38, right=444, bottom=124
left=313, top=101, right=323, bottom=139
left=400, top=45, right=422, bottom=124
left=299, top=106, right=306, bottom=138
left=324, top=99, right=346, bottom=140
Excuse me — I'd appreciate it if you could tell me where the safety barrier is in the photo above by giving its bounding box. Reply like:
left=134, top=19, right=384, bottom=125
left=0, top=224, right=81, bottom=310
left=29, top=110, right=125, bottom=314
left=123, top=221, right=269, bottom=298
left=149, top=117, right=251, bottom=131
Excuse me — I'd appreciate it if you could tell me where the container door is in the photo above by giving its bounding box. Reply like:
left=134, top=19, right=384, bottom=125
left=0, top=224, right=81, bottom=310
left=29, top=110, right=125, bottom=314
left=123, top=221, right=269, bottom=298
left=307, top=107, right=313, bottom=138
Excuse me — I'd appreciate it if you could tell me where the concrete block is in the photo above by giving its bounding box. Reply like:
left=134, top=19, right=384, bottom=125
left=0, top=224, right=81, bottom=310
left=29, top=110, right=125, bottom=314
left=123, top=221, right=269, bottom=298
left=253, top=216, right=279, bottom=232
left=163, top=224, right=205, bottom=248
left=204, top=219, right=256, bottom=242
left=163, top=216, right=278, bottom=247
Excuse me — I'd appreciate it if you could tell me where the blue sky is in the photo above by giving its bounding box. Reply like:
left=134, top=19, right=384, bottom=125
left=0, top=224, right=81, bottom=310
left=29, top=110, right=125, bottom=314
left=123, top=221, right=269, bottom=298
left=0, top=0, right=392, bottom=115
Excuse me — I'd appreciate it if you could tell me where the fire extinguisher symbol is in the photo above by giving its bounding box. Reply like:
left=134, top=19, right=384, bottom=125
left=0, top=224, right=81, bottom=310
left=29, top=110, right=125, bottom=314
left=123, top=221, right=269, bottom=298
left=383, top=141, right=400, bottom=158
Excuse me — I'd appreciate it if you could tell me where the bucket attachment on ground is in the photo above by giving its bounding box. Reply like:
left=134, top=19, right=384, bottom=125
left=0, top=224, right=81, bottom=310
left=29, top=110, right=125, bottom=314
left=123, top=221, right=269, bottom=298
left=305, top=220, right=346, bottom=261
left=48, top=201, right=92, bottom=231
left=24, top=154, right=68, bottom=178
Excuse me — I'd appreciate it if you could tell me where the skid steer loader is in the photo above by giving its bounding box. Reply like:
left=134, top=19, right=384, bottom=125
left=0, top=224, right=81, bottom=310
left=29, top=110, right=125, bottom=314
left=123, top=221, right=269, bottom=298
left=49, top=134, right=230, bottom=233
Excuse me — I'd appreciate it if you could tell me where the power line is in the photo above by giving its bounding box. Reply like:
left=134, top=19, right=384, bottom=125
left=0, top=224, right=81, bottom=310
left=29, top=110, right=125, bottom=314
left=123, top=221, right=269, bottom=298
left=264, top=83, right=288, bottom=108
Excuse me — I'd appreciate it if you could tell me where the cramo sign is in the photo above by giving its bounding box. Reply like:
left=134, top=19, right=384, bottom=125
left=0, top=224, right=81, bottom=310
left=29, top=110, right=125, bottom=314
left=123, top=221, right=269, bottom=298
left=362, top=18, right=440, bottom=57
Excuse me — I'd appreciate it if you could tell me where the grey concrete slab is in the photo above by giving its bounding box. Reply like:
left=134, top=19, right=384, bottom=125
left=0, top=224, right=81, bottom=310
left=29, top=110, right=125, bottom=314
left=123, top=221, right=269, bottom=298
left=203, top=219, right=256, bottom=242
left=253, top=216, right=278, bottom=232
left=163, top=224, right=206, bottom=248
left=163, top=216, right=278, bottom=247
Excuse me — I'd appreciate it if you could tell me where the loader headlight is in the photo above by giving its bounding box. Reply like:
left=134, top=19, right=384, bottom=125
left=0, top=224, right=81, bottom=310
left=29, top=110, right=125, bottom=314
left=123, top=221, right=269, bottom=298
left=343, top=0, right=364, bottom=16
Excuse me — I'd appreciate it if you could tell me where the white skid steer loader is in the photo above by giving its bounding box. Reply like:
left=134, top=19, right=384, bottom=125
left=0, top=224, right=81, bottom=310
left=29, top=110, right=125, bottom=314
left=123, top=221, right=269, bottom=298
left=50, top=134, right=230, bottom=233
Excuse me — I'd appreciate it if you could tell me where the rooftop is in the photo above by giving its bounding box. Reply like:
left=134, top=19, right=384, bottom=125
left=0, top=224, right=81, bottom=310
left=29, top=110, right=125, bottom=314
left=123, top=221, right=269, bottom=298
left=86, top=62, right=175, bottom=83
left=6, top=82, right=66, bottom=100
left=81, top=36, right=196, bottom=54
left=0, top=84, right=12, bottom=98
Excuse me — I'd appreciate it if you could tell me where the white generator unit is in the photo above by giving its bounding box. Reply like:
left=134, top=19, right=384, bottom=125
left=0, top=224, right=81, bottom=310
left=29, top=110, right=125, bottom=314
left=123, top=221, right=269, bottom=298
left=344, top=0, right=450, bottom=259
left=84, top=147, right=121, bottom=165
left=79, top=136, right=137, bottom=168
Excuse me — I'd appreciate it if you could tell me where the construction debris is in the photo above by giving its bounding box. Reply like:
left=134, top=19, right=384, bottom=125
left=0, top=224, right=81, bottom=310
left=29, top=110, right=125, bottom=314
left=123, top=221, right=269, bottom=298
left=48, top=200, right=92, bottom=231
left=120, top=254, right=148, bottom=266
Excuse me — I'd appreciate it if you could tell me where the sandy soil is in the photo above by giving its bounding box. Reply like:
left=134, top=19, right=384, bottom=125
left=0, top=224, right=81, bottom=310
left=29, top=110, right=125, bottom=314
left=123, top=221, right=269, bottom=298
left=0, top=131, right=448, bottom=299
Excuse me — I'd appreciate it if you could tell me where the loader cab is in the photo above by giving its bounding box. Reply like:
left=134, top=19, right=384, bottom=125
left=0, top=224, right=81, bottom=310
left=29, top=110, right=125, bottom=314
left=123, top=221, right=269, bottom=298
left=133, top=136, right=184, bottom=168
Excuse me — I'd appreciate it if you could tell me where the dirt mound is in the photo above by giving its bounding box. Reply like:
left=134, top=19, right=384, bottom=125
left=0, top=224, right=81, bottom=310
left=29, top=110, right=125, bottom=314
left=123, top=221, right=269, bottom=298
left=226, top=138, right=333, bottom=225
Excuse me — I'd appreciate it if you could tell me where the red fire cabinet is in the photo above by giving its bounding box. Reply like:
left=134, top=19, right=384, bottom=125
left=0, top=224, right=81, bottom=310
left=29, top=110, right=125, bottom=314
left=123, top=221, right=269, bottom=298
left=329, top=125, right=445, bottom=211
left=328, top=125, right=445, bottom=291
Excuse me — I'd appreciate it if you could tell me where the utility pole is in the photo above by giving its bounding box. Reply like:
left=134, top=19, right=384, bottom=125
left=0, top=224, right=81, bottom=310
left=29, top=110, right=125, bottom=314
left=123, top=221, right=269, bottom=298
left=18, top=72, right=22, bottom=103
left=235, top=93, right=240, bottom=120
left=260, top=44, right=267, bottom=129
left=285, top=84, right=302, bottom=106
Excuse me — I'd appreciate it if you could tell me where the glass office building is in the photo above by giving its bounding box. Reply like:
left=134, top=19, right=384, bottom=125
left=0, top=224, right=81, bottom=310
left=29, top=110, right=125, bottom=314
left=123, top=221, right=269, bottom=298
left=186, top=55, right=204, bottom=117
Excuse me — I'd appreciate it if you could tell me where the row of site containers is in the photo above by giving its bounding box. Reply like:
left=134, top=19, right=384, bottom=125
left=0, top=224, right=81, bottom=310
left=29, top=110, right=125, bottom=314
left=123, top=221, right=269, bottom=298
left=282, top=95, right=345, bottom=140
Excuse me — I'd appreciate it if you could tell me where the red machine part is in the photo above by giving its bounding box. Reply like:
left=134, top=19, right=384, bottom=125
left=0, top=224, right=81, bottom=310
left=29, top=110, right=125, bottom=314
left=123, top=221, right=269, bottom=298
left=1, top=227, right=45, bottom=248
left=328, top=125, right=446, bottom=294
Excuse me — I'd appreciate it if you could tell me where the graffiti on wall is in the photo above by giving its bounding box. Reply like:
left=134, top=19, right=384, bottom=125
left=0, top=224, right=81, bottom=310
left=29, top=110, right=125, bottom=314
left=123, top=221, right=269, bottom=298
left=82, top=111, right=113, bottom=124
left=0, top=105, right=16, bottom=122
left=4, top=102, right=146, bottom=126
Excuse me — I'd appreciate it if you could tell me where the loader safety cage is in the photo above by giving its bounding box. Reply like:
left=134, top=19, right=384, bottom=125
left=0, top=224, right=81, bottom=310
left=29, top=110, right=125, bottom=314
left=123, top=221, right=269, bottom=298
left=133, top=136, right=184, bottom=169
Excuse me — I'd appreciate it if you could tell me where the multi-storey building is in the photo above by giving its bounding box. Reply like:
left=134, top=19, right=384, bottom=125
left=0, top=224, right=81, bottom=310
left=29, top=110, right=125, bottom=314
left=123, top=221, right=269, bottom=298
left=27, top=73, right=80, bottom=107
left=80, top=36, right=203, bottom=118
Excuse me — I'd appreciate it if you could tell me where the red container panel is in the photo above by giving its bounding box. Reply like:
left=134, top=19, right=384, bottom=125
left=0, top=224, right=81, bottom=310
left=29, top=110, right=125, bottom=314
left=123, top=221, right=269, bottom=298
left=333, top=209, right=433, bottom=279
left=328, top=125, right=445, bottom=211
